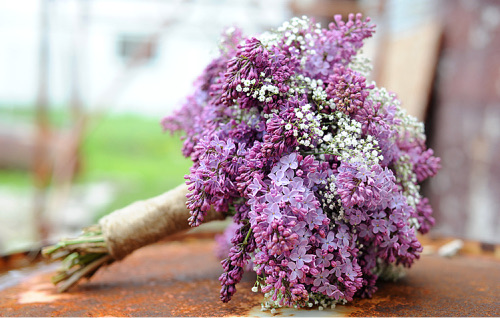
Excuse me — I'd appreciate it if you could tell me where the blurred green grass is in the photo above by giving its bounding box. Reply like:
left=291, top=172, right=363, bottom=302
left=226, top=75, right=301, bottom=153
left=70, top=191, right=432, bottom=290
left=0, top=107, right=191, bottom=222
left=81, top=113, right=191, bottom=220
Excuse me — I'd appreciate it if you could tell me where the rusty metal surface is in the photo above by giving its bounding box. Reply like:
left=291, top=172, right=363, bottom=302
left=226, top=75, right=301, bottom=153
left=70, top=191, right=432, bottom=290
left=0, top=237, right=499, bottom=317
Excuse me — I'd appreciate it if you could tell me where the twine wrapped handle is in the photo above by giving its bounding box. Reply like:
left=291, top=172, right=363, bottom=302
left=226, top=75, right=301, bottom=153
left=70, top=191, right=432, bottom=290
left=100, top=183, right=224, bottom=260
left=43, top=183, right=225, bottom=291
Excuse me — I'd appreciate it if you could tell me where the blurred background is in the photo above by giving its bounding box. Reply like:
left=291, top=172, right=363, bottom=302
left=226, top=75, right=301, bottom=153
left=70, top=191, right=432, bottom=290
left=0, top=0, right=498, bottom=257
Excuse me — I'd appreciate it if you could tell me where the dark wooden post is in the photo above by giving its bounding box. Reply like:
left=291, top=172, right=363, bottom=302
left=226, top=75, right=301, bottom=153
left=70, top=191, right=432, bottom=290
left=33, top=0, right=51, bottom=244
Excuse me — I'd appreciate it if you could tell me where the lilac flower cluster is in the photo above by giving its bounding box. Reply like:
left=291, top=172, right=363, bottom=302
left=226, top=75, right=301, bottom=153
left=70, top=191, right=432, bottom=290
left=163, top=14, right=440, bottom=310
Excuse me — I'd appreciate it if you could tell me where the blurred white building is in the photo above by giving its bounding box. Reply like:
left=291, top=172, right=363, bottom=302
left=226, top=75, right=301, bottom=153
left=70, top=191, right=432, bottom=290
left=0, top=0, right=289, bottom=118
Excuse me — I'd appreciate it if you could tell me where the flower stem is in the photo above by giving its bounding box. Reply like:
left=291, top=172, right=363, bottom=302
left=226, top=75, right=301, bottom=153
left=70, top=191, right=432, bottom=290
left=42, top=225, right=114, bottom=292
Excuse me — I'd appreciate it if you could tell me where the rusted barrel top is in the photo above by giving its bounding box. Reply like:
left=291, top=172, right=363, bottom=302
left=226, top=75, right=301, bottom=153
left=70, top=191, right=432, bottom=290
left=0, top=236, right=499, bottom=317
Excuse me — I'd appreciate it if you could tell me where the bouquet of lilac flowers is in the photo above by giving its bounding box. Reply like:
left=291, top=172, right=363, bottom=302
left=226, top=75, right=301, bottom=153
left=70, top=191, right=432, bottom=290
left=43, top=14, right=440, bottom=309
left=163, top=14, right=440, bottom=310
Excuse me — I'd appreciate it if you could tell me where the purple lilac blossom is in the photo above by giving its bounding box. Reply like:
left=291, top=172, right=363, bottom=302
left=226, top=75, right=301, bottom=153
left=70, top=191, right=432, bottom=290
left=163, top=14, right=440, bottom=309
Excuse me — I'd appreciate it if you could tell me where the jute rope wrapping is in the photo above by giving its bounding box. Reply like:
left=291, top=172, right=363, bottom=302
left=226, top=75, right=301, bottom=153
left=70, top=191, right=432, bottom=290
left=99, top=183, right=225, bottom=260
